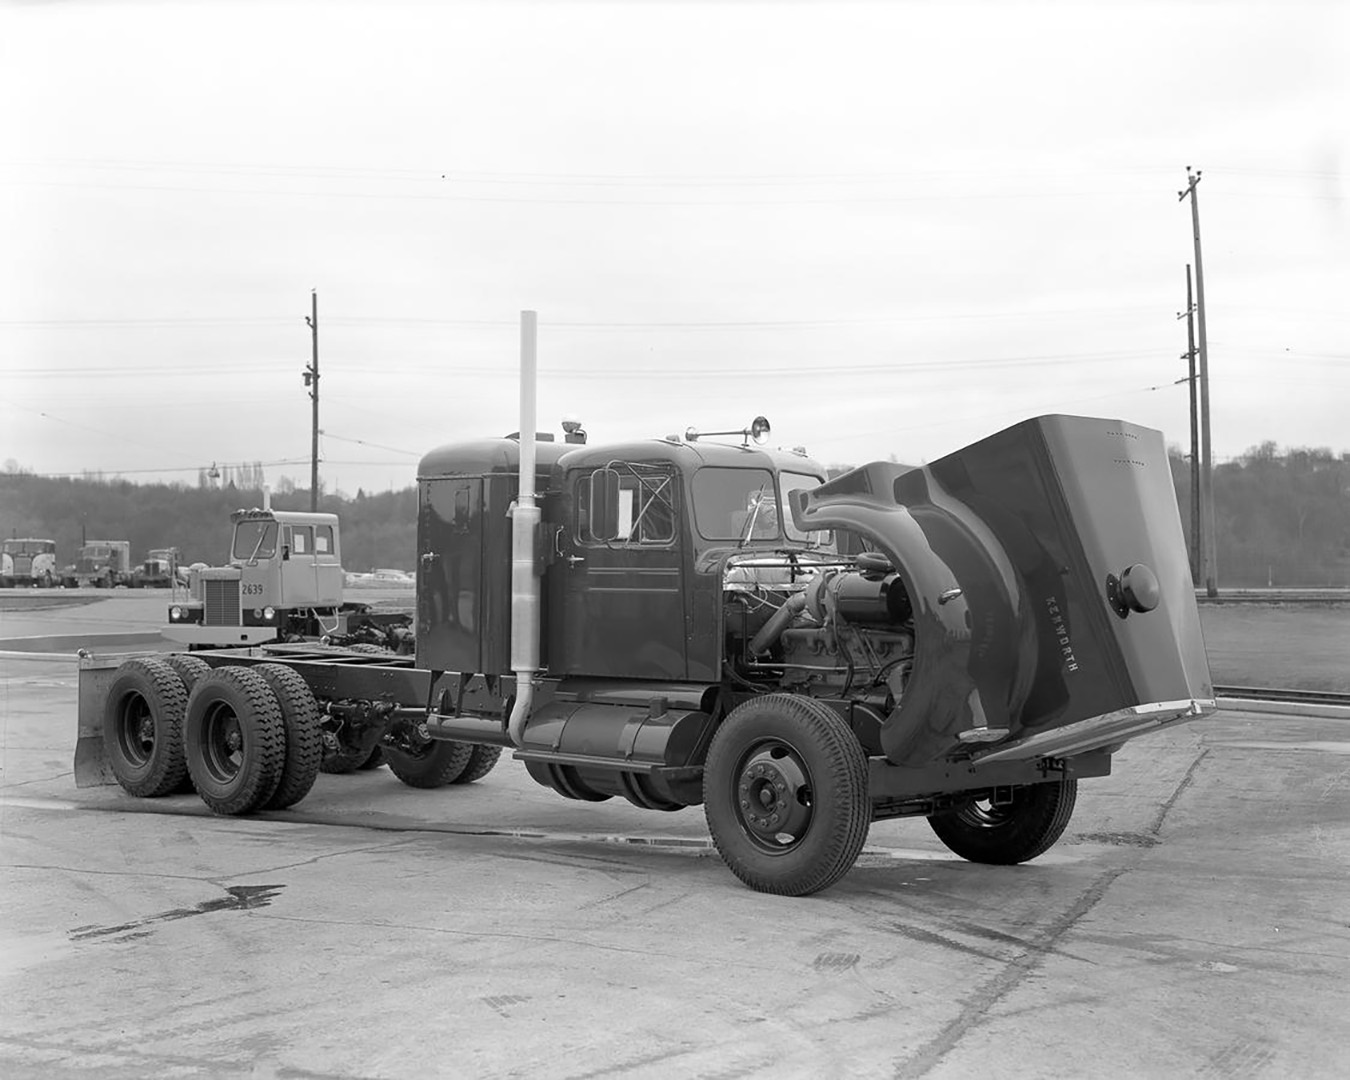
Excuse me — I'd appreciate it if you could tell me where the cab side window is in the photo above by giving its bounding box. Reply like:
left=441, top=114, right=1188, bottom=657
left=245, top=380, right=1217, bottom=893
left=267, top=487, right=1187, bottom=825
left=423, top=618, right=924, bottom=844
left=578, top=466, right=676, bottom=545
left=314, top=525, right=334, bottom=555
left=290, top=526, right=314, bottom=556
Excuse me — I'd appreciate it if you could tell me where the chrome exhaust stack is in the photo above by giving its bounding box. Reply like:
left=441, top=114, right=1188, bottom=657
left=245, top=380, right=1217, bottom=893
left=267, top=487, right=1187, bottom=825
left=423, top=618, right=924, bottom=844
left=507, top=311, right=541, bottom=747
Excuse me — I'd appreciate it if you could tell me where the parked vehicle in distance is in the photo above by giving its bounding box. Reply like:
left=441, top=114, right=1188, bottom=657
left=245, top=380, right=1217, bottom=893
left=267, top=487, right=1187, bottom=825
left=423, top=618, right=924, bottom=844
left=1, top=538, right=58, bottom=588
left=164, top=507, right=410, bottom=650
left=345, top=567, right=416, bottom=588
left=65, top=540, right=133, bottom=589
left=132, top=547, right=182, bottom=589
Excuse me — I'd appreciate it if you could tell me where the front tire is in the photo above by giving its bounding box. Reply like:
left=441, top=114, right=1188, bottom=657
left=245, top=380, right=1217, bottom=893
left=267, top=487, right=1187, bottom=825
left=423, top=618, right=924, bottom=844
left=703, top=694, right=870, bottom=896
left=928, top=779, right=1077, bottom=864
left=103, top=658, right=190, bottom=797
left=185, top=667, right=286, bottom=815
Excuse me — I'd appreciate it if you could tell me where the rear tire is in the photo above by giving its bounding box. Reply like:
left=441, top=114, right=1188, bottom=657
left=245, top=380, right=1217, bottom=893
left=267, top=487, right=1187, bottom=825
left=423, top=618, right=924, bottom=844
left=320, top=741, right=379, bottom=774
left=162, top=655, right=212, bottom=792
left=358, top=746, right=386, bottom=770
left=452, top=745, right=502, bottom=785
left=253, top=663, right=323, bottom=810
left=163, top=653, right=211, bottom=694
left=927, top=779, right=1077, bottom=864
left=103, top=658, right=190, bottom=797
left=703, top=694, right=870, bottom=896
left=185, top=666, right=286, bottom=815
left=385, top=739, right=474, bottom=789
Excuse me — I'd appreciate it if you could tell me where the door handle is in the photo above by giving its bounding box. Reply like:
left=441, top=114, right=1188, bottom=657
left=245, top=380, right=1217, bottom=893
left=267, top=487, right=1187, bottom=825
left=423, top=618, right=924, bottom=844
left=566, top=555, right=585, bottom=566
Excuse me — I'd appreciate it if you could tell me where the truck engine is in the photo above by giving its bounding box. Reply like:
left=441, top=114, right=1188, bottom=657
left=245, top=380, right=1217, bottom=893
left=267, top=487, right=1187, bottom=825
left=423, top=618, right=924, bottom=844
left=724, top=552, right=914, bottom=752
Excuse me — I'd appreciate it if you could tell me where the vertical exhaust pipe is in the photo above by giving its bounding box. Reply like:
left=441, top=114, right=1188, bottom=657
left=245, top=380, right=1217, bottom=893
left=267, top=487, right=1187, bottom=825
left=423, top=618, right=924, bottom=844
left=507, top=310, right=541, bottom=747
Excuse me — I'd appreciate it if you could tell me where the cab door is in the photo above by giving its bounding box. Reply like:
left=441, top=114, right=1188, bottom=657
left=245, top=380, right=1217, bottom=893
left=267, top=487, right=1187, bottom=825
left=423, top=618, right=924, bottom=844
left=280, top=525, right=319, bottom=605
left=548, top=464, right=687, bottom=679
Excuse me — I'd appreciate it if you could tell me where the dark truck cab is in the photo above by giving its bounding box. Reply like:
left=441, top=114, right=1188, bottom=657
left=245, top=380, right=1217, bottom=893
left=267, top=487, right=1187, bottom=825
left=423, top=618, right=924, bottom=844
left=412, top=414, right=1212, bottom=893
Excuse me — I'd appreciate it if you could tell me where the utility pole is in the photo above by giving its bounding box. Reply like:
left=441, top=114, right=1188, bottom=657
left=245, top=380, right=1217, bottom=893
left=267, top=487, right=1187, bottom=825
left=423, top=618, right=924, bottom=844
left=303, top=290, right=320, bottom=512
left=1178, top=264, right=1201, bottom=582
left=1178, top=168, right=1218, bottom=597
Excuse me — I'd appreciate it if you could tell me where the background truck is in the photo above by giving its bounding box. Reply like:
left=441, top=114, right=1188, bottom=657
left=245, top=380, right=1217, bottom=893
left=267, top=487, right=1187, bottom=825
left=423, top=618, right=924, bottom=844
left=132, top=547, right=182, bottom=589
left=1, top=537, right=58, bottom=587
left=67, top=540, right=133, bottom=588
left=75, top=316, right=1214, bottom=895
left=163, top=507, right=410, bottom=652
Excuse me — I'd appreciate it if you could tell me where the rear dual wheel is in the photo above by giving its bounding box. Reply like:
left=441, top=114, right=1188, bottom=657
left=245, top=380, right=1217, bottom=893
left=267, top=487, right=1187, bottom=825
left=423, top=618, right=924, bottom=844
left=162, top=654, right=212, bottom=793
left=103, top=657, right=190, bottom=797
left=252, top=663, right=323, bottom=810
left=185, top=667, right=287, bottom=815
left=320, top=741, right=385, bottom=774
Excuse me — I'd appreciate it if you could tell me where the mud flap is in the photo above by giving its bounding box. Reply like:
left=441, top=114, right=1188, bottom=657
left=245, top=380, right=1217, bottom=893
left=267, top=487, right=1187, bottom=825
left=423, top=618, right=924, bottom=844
left=74, top=652, right=155, bottom=787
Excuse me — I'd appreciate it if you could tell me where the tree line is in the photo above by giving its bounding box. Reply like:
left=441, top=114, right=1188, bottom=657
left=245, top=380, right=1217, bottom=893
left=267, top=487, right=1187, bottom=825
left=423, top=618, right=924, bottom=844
left=2, top=443, right=1347, bottom=586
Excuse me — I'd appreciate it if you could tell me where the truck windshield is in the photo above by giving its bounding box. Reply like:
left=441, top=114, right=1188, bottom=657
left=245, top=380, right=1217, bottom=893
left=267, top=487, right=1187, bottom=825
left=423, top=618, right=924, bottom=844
left=692, top=467, right=779, bottom=541
left=232, top=521, right=277, bottom=561
left=5, top=540, right=55, bottom=556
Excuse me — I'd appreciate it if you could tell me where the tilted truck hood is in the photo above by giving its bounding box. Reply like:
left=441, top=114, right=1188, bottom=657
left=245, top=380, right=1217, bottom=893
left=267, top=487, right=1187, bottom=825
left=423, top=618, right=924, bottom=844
left=793, top=414, right=1214, bottom=766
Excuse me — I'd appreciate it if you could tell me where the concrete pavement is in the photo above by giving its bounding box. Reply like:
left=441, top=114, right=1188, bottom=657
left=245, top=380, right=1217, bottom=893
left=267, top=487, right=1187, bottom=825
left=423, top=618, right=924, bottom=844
left=1, top=613, right=1348, bottom=1077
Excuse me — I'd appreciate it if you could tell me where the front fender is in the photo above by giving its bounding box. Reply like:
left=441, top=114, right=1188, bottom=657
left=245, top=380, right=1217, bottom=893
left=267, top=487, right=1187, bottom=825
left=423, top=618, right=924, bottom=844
left=794, top=415, right=1213, bottom=765
left=795, top=464, right=1034, bottom=764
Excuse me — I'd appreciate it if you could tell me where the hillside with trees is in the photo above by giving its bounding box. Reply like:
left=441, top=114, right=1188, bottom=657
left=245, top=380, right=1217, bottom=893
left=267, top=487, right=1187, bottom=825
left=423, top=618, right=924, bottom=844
left=0, top=471, right=418, bottom=574
left=3, top=442, right=1348, bottom=587
left=1168, top=443, right=1350, bottom=587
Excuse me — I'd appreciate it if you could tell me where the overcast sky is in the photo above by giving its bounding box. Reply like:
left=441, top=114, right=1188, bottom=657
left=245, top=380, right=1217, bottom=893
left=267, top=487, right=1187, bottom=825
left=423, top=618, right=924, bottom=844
left=2, top=0, right=1346, bottom=497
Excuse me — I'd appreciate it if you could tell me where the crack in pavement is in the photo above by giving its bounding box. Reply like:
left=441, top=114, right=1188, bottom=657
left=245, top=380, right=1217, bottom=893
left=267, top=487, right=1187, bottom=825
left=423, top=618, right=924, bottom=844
left=892, top=865, right=1128, bottom=1079
left=891, top=744, right=1214, bottom=1077
left=1148, top=747, right=1211, bottom=835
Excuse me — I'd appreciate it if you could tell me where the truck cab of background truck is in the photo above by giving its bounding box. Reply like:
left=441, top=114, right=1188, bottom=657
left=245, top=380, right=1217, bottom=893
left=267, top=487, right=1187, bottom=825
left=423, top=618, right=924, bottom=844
left=1, top=537, right=58, bottom=588
left=165, top=508, right=346, bottom=646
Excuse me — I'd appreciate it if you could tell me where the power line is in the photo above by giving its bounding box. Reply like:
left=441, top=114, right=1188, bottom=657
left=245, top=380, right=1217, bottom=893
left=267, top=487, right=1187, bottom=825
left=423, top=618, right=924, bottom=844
left=320, top=431, right=421, bottom=457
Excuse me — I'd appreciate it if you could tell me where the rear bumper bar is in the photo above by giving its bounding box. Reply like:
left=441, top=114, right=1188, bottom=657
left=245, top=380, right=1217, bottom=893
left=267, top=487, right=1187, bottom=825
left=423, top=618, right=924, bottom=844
left=970, top=698, right=1217, bottom=765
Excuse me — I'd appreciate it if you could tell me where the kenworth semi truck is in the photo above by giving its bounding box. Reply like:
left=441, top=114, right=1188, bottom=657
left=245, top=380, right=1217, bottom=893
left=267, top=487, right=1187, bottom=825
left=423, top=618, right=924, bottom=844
left=75, top=314, right=1214, bottom=895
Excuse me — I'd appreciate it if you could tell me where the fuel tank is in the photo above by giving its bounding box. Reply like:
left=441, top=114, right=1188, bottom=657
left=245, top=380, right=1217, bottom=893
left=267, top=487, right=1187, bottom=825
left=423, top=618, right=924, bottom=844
left=792, top=414, right=1214, bottom=766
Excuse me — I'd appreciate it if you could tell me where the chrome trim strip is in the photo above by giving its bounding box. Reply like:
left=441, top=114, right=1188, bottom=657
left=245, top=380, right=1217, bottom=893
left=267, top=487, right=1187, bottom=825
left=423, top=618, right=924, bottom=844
left=970, top=698, right=1217, bottom=765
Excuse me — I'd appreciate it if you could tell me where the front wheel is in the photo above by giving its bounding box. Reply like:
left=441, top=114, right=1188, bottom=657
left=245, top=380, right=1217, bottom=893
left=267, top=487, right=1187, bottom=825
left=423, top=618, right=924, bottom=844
left=927, top=779, right=1078, bottom=864
left=703, top=694, right=870, bottom=896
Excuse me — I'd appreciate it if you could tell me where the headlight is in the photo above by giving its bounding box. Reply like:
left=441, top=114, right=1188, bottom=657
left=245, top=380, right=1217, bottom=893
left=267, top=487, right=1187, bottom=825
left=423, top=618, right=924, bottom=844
left=263, top=606, right=276, bottom=621
left=170, top=606, right=182, bottom=620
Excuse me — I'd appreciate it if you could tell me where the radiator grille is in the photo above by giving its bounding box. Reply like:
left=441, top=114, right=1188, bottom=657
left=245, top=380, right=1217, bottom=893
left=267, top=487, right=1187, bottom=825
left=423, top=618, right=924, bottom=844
left=203, top=578, right=240, bottom=626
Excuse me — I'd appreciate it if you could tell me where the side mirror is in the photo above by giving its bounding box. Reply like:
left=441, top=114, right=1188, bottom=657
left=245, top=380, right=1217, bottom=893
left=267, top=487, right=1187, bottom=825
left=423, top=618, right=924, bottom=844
left=589, top=467, right=622, bottom=542
left=281, top=544, right=290, bottom=561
